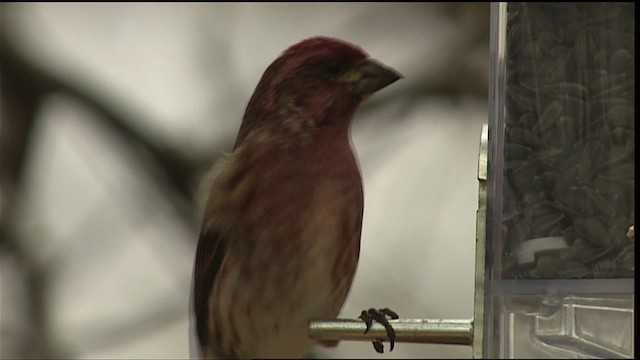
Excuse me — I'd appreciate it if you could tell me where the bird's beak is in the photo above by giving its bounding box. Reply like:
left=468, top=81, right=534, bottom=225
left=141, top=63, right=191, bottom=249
left=351, top=58, right=403, bottom=96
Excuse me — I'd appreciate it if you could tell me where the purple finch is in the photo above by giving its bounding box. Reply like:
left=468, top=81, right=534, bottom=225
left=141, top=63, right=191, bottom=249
left=189, top=36, right=402, bottom=359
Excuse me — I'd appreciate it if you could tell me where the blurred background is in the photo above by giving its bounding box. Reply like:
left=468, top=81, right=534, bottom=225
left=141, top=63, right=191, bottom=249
left=1, top=3, right=489, bottom=358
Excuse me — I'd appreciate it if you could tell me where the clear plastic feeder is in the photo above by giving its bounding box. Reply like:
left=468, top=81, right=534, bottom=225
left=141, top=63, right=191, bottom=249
left=484, top=2, right=635, bottom=358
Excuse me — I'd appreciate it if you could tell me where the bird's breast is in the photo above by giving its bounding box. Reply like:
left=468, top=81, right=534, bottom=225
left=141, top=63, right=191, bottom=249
left=204, top=127, right=364, bottom=358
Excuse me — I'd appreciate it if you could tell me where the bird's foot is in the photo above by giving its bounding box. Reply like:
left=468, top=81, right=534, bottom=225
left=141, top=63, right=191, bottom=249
left=358, top=307, right=399, bottom=353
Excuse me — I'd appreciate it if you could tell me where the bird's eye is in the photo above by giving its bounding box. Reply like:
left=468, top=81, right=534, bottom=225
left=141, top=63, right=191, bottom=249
left=325, top=61, right=343, bottom=75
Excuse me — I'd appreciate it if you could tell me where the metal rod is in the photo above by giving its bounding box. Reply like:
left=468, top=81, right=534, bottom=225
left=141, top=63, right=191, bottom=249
left=308, top=318, right=474, bottom=346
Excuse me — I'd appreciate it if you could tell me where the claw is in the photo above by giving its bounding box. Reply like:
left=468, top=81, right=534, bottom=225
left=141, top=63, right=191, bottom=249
left=372, top=339, right=384, bottom=353
left=367, top=308, right=396, bottom=351
left=358, top=307, right=399, bottom=353
left=358, top=310, right=373, bottom=334
left=381, top=307, right=399, bottom=319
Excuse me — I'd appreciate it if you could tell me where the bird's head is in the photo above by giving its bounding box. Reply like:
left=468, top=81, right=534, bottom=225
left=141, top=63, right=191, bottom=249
left=235, top=36, right=402, bottom=148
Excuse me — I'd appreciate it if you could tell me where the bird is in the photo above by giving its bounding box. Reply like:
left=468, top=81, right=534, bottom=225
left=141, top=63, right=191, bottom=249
left=189, top=35, right=402, bottom=359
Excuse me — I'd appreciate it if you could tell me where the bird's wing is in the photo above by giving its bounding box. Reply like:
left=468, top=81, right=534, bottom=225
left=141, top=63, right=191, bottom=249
left=191, top=227, right=227, bottom=355
left=189, top=155, right=232, bottom=358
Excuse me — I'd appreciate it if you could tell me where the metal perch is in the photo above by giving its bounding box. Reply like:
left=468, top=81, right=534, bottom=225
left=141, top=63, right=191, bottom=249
left=308, top=318, right=473, bottom=346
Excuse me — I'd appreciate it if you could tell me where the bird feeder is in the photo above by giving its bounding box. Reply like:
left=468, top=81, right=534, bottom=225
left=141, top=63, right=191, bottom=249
left=308, top=2, right=635, bottom=358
